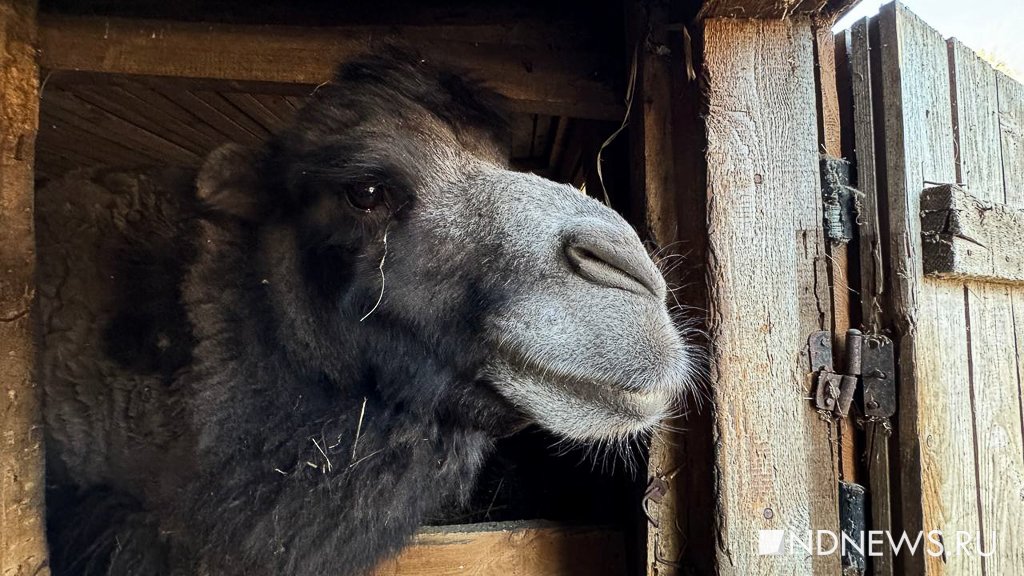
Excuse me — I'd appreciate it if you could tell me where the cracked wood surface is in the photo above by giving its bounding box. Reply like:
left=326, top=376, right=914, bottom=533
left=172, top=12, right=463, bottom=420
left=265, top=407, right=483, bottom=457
left=948, top=37, right=1024, bottom=576
left=870, top=4, right=1024, bottom=574
left=876, top=6, right=978, bottom=575
left=921, top=184, right=1024, bottom=284
left=704, top=16, right=838, bottom=575
left=1, top=1, right=48, bottom=575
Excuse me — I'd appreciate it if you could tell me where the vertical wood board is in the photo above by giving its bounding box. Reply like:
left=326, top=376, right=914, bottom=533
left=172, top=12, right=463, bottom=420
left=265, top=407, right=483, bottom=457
left=0, top=1, right=48, bottom=575
left=998, top=77, right=1024, bottom=522
left=997, top=71, right=1024, bottom=207
left=704, top=17, right=838, bottom=575
left=815, top=20, right=857, bottom=486
left=872, top=3, right=1024, bottom=573
left=878, top=5, right=978, bottom=575
left=630, top=2, right=683, bottom=572
left=951, top=40, right=1024, bottom=572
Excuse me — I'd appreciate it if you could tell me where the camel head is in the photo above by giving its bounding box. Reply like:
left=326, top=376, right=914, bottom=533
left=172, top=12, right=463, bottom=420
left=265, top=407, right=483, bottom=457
left=199, top=51, right=699, bottom=447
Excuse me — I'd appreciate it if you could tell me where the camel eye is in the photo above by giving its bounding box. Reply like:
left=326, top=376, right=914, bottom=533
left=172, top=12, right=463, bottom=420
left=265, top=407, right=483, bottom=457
left=346, top=184, right=385, bottom=212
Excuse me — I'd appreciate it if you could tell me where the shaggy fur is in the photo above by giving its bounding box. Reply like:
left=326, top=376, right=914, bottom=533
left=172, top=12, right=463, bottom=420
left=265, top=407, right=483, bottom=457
left=38, top=51, right=696, bottom=575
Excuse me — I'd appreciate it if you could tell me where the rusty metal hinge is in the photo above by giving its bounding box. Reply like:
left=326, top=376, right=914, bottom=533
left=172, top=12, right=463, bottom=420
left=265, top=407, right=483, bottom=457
left=839, top=481, right=867, bottom=575
left=809, top=329, right=895, bottom=419
left=821, top=156, right=858, bottom=244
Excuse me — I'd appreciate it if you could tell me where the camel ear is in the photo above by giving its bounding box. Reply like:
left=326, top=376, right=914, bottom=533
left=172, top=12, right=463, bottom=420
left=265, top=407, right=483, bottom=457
left=196, top=144, right=265, bottom=221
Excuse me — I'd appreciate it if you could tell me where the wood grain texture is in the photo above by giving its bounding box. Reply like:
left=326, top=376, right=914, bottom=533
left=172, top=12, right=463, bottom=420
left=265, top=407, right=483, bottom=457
left=992, top=60, right=1024, bottom=572
left=698, top=0, right=827, bottom=18
left=949, top=40, right=1004, bottom=200
left=42, top=87, right=199, bottom=164
left=920, top=184, right=1024, bottom=284
left=0, top=1, right=49, bottom=575
left=950, top=39, right=1024, bottom=573
left=373, top=523, right=625, bottom=576
left=877, top=4, right=979, bottom=574
left=1000, top=77, right=1024, bottom=551
left=998, top=71, right=1024, bottom=207
left=704, top=16, right=838, bottom=575
left=847, top=19, right=887, bottom=333
left=36, top=15, right=622, bottom=120
left=844, top=18, right=895, bottom=576
left=626, top=4, right=686, bottom=575
left=814, top=19, right=856, bottom=485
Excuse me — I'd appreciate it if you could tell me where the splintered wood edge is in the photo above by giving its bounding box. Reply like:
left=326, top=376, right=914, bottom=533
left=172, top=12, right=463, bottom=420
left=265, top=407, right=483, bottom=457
left=921, top=184, right=1024, bottom=285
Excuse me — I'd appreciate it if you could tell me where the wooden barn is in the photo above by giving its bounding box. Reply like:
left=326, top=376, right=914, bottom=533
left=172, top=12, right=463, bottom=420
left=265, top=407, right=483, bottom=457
left=2, top=0, right=1023, bottom=574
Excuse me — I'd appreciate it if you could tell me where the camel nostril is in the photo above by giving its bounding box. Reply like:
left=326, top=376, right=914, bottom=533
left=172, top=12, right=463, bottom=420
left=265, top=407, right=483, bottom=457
left=563, top=230, right=667, bottom=299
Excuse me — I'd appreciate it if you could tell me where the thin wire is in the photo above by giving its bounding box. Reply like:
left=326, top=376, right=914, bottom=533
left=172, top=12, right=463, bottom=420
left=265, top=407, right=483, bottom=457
left=595, top=45, right=640, bottom=208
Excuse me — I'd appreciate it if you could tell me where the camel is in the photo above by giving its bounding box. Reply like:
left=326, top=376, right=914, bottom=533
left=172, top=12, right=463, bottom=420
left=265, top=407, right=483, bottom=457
left=36, top=50, right=698, bottom=575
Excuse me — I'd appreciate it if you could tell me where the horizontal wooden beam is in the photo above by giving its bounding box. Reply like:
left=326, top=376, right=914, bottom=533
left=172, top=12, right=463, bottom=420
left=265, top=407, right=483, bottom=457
left=699, top=0, right=856, bottom=19
left=37, top=15, right=623, bottom=120
left=921, top=184, right=1024, bottom=284
left=375, top=522, right=624, bottom=575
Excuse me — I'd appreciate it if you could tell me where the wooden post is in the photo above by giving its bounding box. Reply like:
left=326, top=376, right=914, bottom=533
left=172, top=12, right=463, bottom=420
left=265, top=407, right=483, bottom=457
left=703, top=16, right=839, bottom=575
left=625, top=3, right=681, bottom=574
left=0, top=1, right=47, bottom=575
left=624, top=2, right=714, bottom=575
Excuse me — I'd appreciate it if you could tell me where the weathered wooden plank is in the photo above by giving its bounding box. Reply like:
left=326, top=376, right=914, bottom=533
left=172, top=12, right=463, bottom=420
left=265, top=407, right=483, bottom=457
left=373, top=523, right=624, bottom=576
left=920, top=184, right=1024, bottom=284
left=0, top=1, right=48, bottom=575
left=844, top=17, right=895, bottom=576
left=847, top=18, right=886, bottom=332
left=999, top=72, right=1024, bottom=548
left=36, top=15, right=622, bottom=120
left=949, top=39, right=1024, bottom=574
left=69, top=85, right=214, bottom=156
left=877, top=4, right=980, bottom=575
left=41, top=88, right=199, bottom=164
left=65, top=84, right=209, bottom=154
left=117, top=79, right=262, bottom=147
left=704, top=16, right=837, bottom=575
left=37, top=110, right=165, bottom=166
left=949, top=40, right=1004, bottom=199
left=114, top=79, right=236, bottom=147
left=999, top=71, right=1024, bottom=208
left=284, top=95, right=306, bottom=112
left=222, top=92, right=287, bottom=134
left=992, top=57, right=1024, bottom=573
left=191, top=90, right=271, bottom=142
left=699, top=0, right=826, bottom=18
left=252, top=94, right=297, bottom=127
left=625, top=4, right=689, bottom=575
left=814, top=19, right=855, bottom=486
left=962, top=285, right=1024, bottom=566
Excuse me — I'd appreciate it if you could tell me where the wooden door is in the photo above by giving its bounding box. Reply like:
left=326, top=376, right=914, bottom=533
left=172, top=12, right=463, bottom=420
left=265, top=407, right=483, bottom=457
left=845, top=3, right=1024, bottom=574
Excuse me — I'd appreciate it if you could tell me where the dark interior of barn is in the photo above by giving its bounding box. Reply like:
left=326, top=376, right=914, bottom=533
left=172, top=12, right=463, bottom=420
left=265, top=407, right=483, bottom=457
left=29, top=1, right=709, bottom=574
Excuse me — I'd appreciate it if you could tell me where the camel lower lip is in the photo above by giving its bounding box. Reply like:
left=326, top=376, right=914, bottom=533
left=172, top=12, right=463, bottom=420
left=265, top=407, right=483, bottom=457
left=496, top=352, right=623, bottom=393
left=491, top=350, right=673, bottom=410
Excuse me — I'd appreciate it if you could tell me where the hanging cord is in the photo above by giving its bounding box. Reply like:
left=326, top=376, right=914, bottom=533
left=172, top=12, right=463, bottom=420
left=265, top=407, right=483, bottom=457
left=594, top=45, right=640, bottom=209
